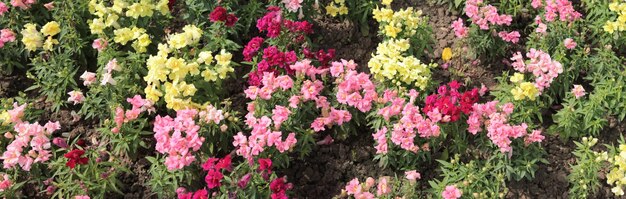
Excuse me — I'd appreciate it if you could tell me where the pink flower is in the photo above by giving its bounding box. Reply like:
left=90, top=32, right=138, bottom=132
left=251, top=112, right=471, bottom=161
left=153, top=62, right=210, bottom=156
left=451, top=18, right=469, bottom=38
left=10, top=0, right=35, bottom=10
left=0, top=2, right=9, bottom=16
left=7, top=102, right=26, bottom=123
left=498, top=31, right=520, bottom=43
left=272, top=106, right=291, bottom=129
left=0, top=29, right=16, bottom=42
left=43, top=2, right=54, bottom=10
left=525, top=130, right=545, bottom=145
left=92, top=38, right=108, bottom=52
left=376, top=177, right=391, bottom=196
left=563, top=38, right=577, bottom=49
left=80, top=71, right=97, bottom=86
left=105, top=59, right=121, bottom=73
left=345, top=178, right=362, bottom=195
left=52, top=137, right=68, bottom=148
left=67, top=91, right=85, bottom=105
left=100, top=73, right=116, bottom=86
left=0, top=174, right=11, bottom=191
left=442, top=185, right=462, bottom=199
left=75, top=195, right=90, bottom=199
left=282, top=0, right=303, bottom=12
left=571, top=85, right=585, bottom=99
left=405, top=170, right=421, bottom=181
left=330, top=61, right=344, bottom=77
left=300, top=80, right=323, bottom=101
left=536, top=23, right=547, bottom=34
left=288, top=95, right=300, bottom=108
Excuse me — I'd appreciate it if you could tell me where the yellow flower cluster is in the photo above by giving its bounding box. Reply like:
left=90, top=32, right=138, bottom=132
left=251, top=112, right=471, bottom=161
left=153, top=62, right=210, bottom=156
left=21, top=21, right=60, bottom=51
left=368, top=39, right=435, bottom=90
left=373, top=6, right=424, bottom=38
left=325, top=0, right=348, bottom=17
left=144, top=26, right=234, bottom=110
left=606, top=144, right=626, bottom=196
left=88, top=0, right=170, bottom=52
left=604, top=2, right=626, bottom=34
left=510, top=73, right=539, bottom=101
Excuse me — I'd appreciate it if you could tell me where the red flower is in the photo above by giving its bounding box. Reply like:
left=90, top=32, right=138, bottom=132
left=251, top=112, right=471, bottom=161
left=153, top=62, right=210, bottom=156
left=215, top=154, right=232, bottom=171
left=270, top=177, right=291, bottom=199
left=201, top=157, right=219, bottom=171
left=225, top=14, right=238, bottom=27
left=64, top=149, right=88, bottom=169
left=204, top=169, right=223, bottom=189
left=258, top=158, right=272, bottom=173
left=192, top=189, right=208, bottom=199
left=209, top=6, right=227, bottom=22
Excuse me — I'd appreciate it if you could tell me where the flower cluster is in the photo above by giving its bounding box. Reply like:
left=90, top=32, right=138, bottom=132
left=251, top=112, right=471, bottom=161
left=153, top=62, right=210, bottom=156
left=373, top=6, right=426, bottom=38
left=153, top=109, right=204, bottom=170
left=88, top=0, right=170, bottom=52
left=531, top=0, right=582, bottom=23
left=451, top=18, right=469, bottom=38
left=20, top=21, right=61, bottom=51
left=423, top=81, right=480, bottom=123
left=509, top=48, right=563, bottom=100
left=368, top=39, right=435, bottom=89
left=208, top=6, right=238, bottom=27
left=466, top=101, right=544, bottom=152
left=235, top=106, right=298, bottom=161
left=342, top=171, right=420, bottom=198
left=9, top=0, right=36, bottom=10
left=144, top=27, right=234, bottom=110
left=604, top=2, right=626, bottom=34
left=0, top=103, right=60, bottom=171
left=247, top=46, right=297, bottom=86
left=605, top=144, right=626, bottom=196
left=461, top=0, right=520, bottom=43
left=0, top=29, right=16, bottom=48
left=112, top=95, right=154, bottom=133
left=333, top=60, right=377, bottom=113
left=282, top=0, right=303, bottom=13
left=374, top=89, right=440, bottom=153
left=270, top=176, right=292, bottom=199
left=325, top=0, right=348, bottom=17
left=64, top=149, right=89, bottom=169
left=256, top=6, right=313, bottom=39
left=202, top=155, right=232, bottom=189
left=176, top=188, right=208, bottom=199
left=101, top=59, right=122, bottom=86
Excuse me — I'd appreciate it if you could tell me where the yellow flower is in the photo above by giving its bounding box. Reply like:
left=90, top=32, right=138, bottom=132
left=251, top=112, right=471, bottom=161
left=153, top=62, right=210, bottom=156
left=216, top=50, right=232, bottom=67
left=43, top=36, right=59, bottom=51
left=168, top=33, right=188, bottom=49
left=384, top=24, right=401, bottom=38
left=182, top=25, right=203, bottom=45
left=511, top=87, right=525, bottom=101
left=442, top=47, right=452, bottom=62
left=216, top=65, right=234, bottom=79
left=113, top=27, right=134, bottom=45
left=325, top=4, right=340, bottom=17
left=157, top=43, right=170, bottom=56
left=0, top=111, right=10, bottom=126
left=156, top=0, right=170, bottom=15
left=105, top=14, right=120, bottom=27
left=111, top=0, right=128, bottom=14
left=520, top=82, right=538, bottom=100
left=166, top=57, right=188, bottom=81
left=202, top=69, right=218, bottom=82
left=604, top=22, right=616, bottom=34
left=197, top=51, right=214, bottom=65
left=89, top=18, right=106, bottom=34
left=144, top=85, right=163, bottom=102
left=41, top=21, right=61, bottom=37
left=338, top=5, right=348, bottom=15
left=145, top=55, right=169, bottom=84
left=510, top=73, right=524, bottom=83
left=20, top=23, right=43, bottom=51
left=373, top=8, right=394, bottom=22
left=382, top=0, right=393, bottom=6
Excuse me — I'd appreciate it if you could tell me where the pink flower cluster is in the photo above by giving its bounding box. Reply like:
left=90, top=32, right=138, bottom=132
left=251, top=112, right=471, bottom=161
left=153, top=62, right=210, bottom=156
left=248, top=46, right=297, bottom=86
left=10, top=0, right=36, bottom=10
left=451, top=18, right=469, bottom=38
left=466, top=101, right=544, bottom=152
left=234, top=113, right=297, bottom=161
left=531, top=0, right=582, bottom=22
left=1, top=103, right=60, bottom=171
left=112, top=95, right=154, bottom=133
left=344, top=176, right=395, bottom=198
left=245, top=72, right=294, bottom=101
left=256, top=6, right=312, bottom=38
left=153, top=109, right=204, bottom=170
left=464, top=0, right=513, bottom=30
left=282, top=0, right=303, bottom=12
left=510, top=49, right=563, bottom=93
left=498, top=31, right=521, bottom=44
left=243, top=37, right=264, bottom=61
left=423, top=81, right=480, bottom=123
left=0, top=29, right=16, bottom=48
left=176, top=188, right=208, bottom=199
left=334, top=60, right=377, bottom=113
left=375, top=89, right=440, bottom=153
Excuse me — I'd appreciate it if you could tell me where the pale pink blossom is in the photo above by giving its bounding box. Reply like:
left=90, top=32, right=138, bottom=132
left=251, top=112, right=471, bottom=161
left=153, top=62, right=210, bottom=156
left=92, top=38, right=108, bottom=52
left=442, top=185, right=462, bottom=199
left=100, top=73, right=116, bottom=85
left=7, top=102, right=26, bottom=123
left=67, top=91, right=85, bottom=105
left=105, top=59, right=121, bottom=73
left=345, top=178, right=362, bottom=195
left=563, top=38, right=577, bottom=49
left=80, top=71, right=97, bottom=86
left=282, top=0, right=303, bottom=12
left=405, top=170, right=421, bottom=181
left=43, top=2, right=54, bottom=10
left=571, top=84, right=585, bottom=99
left=376, top=177, right=391, bottom=196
